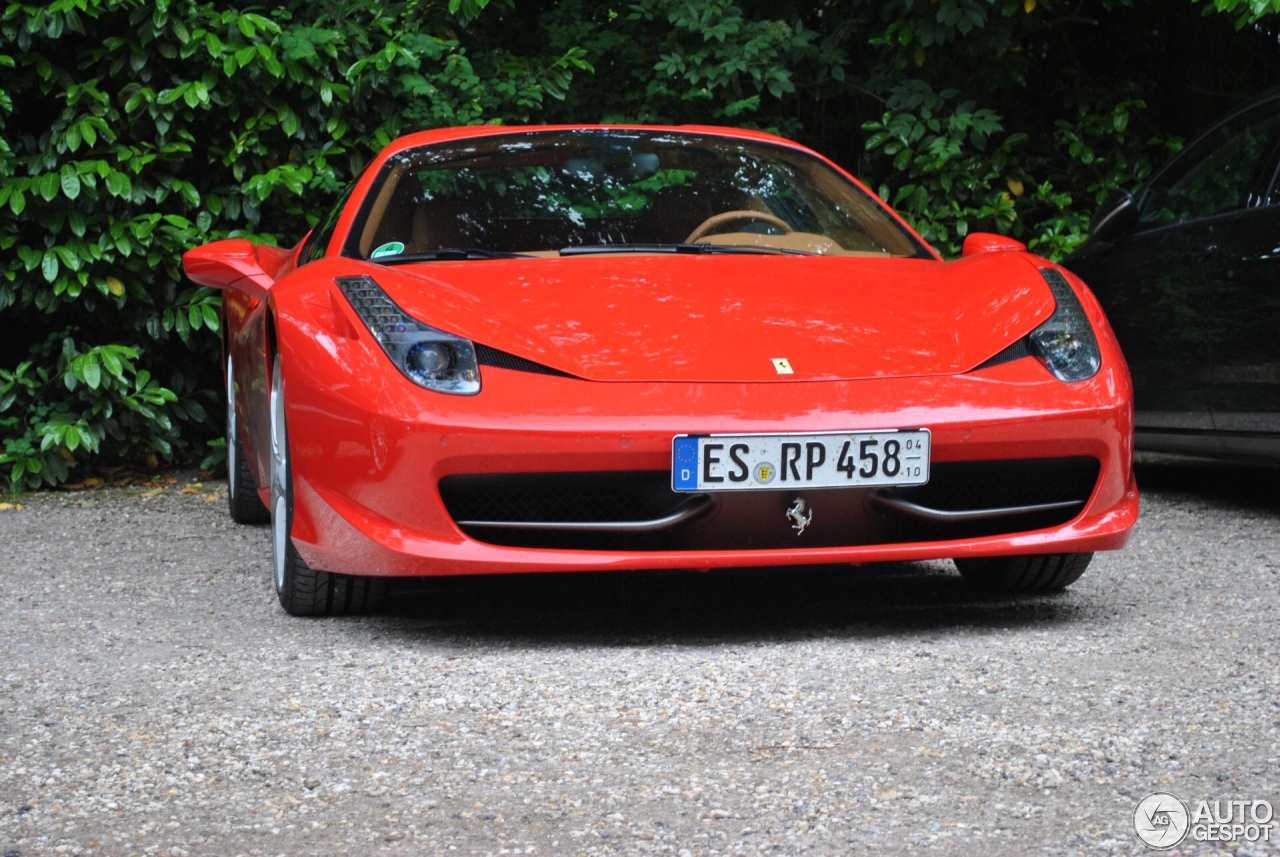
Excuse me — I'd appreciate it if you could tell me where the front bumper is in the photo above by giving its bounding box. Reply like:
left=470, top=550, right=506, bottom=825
left=278, top=339, right=1137, bottom=578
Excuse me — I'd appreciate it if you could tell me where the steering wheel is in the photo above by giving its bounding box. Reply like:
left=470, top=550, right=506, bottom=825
left=685, top=210, right=793, bottom=243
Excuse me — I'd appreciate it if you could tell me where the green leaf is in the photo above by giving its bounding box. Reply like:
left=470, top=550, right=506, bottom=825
left=105, top=171, right=132, bottom=197
left=41, top=252, right=59, bottom=283
left=280, top=108, right=299, bottom=136
left=81, top=357, right=101, bottom=390
left=60, top=169, right=82, bottom=200
left=99, top=348, right=123, bottom=379
left=39, top=173, right=60, bottom=201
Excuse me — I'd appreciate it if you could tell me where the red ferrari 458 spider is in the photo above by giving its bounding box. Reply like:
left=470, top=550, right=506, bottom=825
left=184, top=125, right=1138, bottom=616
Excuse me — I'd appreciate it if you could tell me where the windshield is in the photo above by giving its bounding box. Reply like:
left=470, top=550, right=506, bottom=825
left=345, top=130, right=931, bottom=260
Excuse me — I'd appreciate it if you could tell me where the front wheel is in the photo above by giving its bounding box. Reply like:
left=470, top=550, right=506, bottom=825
left=269, top=352, right=386, bottom=616
left=954, top=552, right=1093, bottom=593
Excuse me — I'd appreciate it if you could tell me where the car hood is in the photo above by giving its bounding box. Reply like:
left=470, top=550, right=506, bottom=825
left=369, top=253, right=1055, bottom=383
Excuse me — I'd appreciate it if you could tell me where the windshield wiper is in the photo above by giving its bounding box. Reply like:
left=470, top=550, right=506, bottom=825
left=372, top=247, right=535, bottom=264
left=558, top=243, right=816, bottom=257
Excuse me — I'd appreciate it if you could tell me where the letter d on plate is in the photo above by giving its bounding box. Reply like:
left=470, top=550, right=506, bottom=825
left=672, top=436, right=700, bottom=490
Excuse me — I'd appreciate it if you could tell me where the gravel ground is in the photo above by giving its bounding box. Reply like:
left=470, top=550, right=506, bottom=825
left=0, top=454, right=1276, bottom=856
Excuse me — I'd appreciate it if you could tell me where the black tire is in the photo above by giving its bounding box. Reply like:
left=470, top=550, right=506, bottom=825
left=227, top=354, right=269, bottom=524
left=275, top=539, right=388, bottom=617
left=954, top=552, right=1093, bottom=593
left=269, top=352, right=386, bottom=617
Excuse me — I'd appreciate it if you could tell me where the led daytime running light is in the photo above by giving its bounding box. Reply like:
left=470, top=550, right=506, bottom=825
left=337, top=275, right=480, bottom=395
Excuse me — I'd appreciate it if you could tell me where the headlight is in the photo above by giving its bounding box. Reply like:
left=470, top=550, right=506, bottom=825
left=336, top=275, right=481, bottom=395
left=1029, top=268, right=1101, bottom=382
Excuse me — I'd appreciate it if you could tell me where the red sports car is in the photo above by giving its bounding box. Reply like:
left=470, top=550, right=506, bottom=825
left=184, top=125, right=1138, bottom=616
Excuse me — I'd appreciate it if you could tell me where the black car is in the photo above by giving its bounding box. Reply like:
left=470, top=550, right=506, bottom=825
left=1066, top=90, right=1280, bottom=463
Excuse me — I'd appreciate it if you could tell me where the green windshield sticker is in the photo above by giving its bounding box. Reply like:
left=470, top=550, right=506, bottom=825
left=371, top=241, right=405, bottom=258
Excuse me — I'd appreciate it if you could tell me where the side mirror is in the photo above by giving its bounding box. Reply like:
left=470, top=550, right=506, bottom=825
left=961, top=232, right=1027, bottom=257
left=1087, top=189, right=1138, bottom=243
left=182, top=238, right=277, bottom=298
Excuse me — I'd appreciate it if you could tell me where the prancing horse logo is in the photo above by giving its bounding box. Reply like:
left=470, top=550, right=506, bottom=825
left=786, top=497, right=813, bottom=536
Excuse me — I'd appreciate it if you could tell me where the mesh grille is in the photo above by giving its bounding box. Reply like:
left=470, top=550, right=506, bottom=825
left=440, top=471, right=677, bottom=524
left=897, top=457, right=1097, bottom=510
left=973, top=337, right=1033, bottom=371
left=885, top=456, right=1099, bottom=542
left=474, top=344, right=576, bottom=378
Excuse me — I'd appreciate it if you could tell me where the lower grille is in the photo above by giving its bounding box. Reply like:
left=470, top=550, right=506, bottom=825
left=440, top=472, right=697, bottom=550
left=438, top=457, right=1101, bottom=551
left=878, top=457, right=1100, bottom=542
left=440, top=471, right=683, bottom=525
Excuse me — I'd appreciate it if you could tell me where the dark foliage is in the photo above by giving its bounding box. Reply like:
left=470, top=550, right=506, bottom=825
left=2, top=0, right=1277, bottom=490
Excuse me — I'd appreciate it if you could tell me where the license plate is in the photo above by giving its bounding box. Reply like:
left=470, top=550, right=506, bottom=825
left=672, top=430, right=930, bottom=492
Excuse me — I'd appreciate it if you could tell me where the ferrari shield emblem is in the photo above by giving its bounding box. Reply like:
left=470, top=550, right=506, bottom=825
left=771, top=357, right=794, bottom=375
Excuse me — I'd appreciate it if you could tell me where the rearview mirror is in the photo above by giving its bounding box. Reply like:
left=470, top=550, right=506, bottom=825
left=182, top=238, right=276, bottom=298
left=961, top=232, right=1027, bottom=257
left=1087, top=189, right=1138, bottom=243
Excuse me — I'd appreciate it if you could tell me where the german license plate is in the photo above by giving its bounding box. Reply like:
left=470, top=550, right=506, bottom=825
left=672, top=430, right=930, bottom=492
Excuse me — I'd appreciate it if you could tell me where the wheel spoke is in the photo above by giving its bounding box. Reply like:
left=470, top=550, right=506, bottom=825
left=270, top=356, right=289, bottom=594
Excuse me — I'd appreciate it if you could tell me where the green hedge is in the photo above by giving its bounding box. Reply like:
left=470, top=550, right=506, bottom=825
left=0, top=0, right=589, bottom=491
left=3, top=0, right=1278, bottom=493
